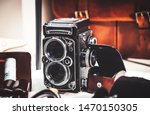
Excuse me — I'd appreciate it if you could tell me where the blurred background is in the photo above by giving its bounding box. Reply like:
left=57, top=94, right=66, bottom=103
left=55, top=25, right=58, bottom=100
left=0, top=0, right=36, bottom=68
left=0, top=0, right=150, bottom=69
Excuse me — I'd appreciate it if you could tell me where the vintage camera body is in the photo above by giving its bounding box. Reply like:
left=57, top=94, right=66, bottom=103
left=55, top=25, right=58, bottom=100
left=43, top=18, right=96, bottom=92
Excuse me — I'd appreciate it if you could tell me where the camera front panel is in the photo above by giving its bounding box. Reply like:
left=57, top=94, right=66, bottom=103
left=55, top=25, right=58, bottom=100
left=42, top=18, right=98, bottom=93
left=43, top=36, right=80, bottom=92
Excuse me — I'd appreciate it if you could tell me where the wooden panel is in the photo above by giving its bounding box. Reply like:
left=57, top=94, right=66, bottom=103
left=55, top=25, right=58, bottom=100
left=88, top=0, right=134, bottom=19
left=118, top=22, right=150, bottom=59
left=45, top=0, right=150, bottom=59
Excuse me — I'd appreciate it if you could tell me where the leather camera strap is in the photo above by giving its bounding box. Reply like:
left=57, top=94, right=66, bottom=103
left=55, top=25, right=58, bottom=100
left=75, top=0, right=89, bottom=18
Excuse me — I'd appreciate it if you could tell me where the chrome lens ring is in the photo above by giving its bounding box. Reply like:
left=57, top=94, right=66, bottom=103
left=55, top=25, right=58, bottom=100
left=45, top=62, right=71, bottom=87
left=85, top=49, right=91, bottom=67
left=44, top=37, right=67, bottom=61
left=89, top=49, right=96, bottom=67
left=85, top=49, right=96, bottom=67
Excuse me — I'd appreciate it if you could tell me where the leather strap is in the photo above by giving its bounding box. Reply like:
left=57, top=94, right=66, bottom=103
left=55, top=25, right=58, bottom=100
left=75, top=0, right=89, bottom=18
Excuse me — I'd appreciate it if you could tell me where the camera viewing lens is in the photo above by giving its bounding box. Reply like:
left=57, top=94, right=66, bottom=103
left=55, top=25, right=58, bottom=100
left=45, top=62, right=70, bottom=87
left=44, top=37, right=66, bottom=61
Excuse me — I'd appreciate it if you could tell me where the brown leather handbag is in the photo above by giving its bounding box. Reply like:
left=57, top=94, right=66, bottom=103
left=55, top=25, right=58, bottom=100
left=45, top=0, right=150, bottom=59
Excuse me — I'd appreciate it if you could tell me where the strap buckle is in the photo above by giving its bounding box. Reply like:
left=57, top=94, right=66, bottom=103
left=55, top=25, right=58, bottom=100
left=74, top=10, right=89, bottom=19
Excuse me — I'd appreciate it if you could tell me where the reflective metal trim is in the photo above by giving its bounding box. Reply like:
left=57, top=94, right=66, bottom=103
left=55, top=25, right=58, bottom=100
left=45, top=62, right=71, bottom=87
left=44, top=37, right=67, bottom=61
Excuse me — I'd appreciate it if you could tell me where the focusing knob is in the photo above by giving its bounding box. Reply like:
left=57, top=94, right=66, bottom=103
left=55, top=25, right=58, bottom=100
left=87, top=36, right=97, bottom=45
